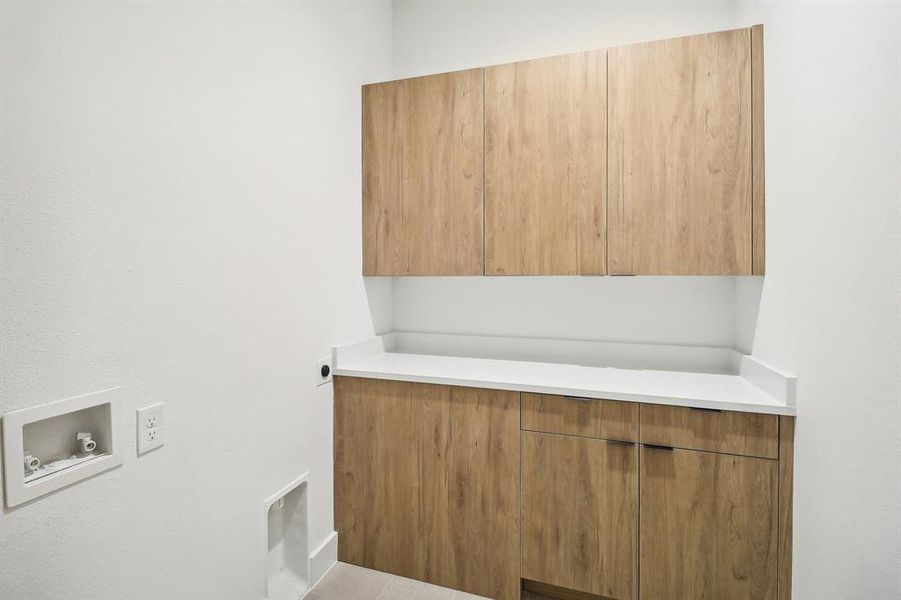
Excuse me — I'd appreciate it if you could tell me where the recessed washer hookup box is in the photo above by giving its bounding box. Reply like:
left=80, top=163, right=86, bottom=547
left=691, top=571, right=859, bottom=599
left=2, top=387, right=123, bottom=507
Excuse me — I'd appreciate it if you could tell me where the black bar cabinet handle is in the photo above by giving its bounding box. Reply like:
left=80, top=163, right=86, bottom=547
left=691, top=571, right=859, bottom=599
left=643, top=443, right=675, bottom=451
left=606, top=439, right=636, bottom=446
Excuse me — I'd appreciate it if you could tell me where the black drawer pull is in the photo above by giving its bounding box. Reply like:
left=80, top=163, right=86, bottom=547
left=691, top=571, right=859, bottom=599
left=643, top=443, right=675, bottom=451
left=689, top=407, right=723, bottom=413
left=606, top=439, right=635, bottom=446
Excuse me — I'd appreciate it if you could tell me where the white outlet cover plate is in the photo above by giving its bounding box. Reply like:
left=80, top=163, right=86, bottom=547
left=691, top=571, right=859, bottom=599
left=315, top=356, right=332, bottom=387
left=136, top=403, right=165, bottom=455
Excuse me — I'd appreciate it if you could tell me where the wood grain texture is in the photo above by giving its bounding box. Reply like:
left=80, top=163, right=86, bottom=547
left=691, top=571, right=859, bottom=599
left=362, top=69, right=484, bottom=275
left=485, top=51, right=606, bottom=275
left=362, top=81, right=402, bottom=275
left=521, top=393, right=638, bottom=442
left=420, top=385, right=521, bottom=599
left=334, top=377, right=520, bottom=599
left=334, top=376, right=422, bottom=578
left=523, top=579, right=615, bottom=600
left=778, top=416, right=795, bottom=600
left=752, top=24, right=766, bottom=275
left=608, top=28, right=752, bottom=274
left=640, top=446, right=778, bottom=600
left=640, top=403, right=778, bottom=459
left=522, top=432, right=637, bottom=600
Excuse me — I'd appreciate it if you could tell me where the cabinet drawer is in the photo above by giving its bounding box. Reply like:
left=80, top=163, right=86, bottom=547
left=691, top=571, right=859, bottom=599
left=640, top=404, right=778, bottom=459
left=521, top=393, right=638, bottom=442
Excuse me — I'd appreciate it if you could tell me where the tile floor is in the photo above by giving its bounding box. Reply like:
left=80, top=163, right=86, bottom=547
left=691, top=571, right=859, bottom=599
left=307, top=562, right=553, bottom=600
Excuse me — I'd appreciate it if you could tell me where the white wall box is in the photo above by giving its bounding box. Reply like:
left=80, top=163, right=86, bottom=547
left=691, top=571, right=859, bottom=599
left=264, top=473, right=310, bottom=600
left=2, top=387, right=123, bottom=508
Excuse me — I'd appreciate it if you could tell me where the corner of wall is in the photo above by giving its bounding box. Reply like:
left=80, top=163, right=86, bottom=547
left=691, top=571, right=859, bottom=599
left=733, top=276, right=765, bottom=354
left=363, top=277, right=394, bottom=334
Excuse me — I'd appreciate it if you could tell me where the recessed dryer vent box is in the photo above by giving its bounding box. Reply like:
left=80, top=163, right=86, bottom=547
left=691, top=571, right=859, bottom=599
left=264, top=473, right=310, bottom=600
left=2, top=387, right=123, bottom=507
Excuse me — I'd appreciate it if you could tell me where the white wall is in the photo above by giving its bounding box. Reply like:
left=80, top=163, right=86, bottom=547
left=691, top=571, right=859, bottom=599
left=392, top=0, right=739, bottom=77
left=0, top=2, right=392, bottom=599
left=392, top=1, right=901, bottom=598
left=393, top=277, right=739, bottom=347
left=734, top=2, right=900, bottom=598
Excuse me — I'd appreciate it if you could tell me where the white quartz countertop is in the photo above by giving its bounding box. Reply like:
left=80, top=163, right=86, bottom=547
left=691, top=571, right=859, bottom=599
left=334, top=351, right=796, bottom=416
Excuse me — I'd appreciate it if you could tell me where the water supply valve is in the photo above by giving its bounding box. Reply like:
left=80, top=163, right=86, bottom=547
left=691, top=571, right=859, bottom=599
left=77, top=432, right=97, bottom=453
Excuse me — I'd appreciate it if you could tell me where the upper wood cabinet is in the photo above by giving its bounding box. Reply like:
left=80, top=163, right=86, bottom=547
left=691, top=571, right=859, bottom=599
left=362, top=69, right=484, bottom=275
left=608, top=27, right=763, bottom=275
left=485, top=51, right=607, bottom=275
left=361, top=26, right=764, bottom=276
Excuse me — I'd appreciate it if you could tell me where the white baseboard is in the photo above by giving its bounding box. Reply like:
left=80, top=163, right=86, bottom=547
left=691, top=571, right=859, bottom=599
left=308, top=531, right=338, bottom=589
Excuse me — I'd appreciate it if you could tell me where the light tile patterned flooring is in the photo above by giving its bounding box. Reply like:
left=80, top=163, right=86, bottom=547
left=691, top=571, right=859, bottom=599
left=307, top=562, right=552, bottom=600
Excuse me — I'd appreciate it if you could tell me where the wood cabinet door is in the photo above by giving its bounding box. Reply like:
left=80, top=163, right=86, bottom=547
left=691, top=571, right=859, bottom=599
left=522, top=432, right=638, bottom=600
left=362, top=69, right=484, bottom=275
left=608, top=28, right=753, bottom=274
left=334, top=377, right=423, bottom=579
left=485, top=51, right=607, bottom=275
left=334, top=377, right=520, bottom=600
left=420, top=384, right=521, bottom=599
left=640, top=446, right=778, bottom=600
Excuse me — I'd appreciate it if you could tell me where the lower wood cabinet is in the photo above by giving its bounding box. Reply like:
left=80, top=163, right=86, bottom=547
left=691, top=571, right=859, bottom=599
left=335, top=381, right=791, bottom=600
left=522, top=432, right=638, bottom=600
left=334, top=377, right=521, bottom=600
left=639, top=446, right=778, bottom=600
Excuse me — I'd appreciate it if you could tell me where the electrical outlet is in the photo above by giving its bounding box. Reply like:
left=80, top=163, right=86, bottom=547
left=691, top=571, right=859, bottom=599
left=137, top=403, right=165, bottom=455
left=315, top=356, right=333, bottom=387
